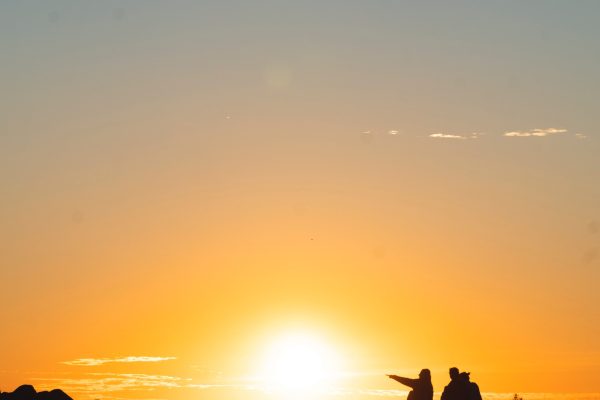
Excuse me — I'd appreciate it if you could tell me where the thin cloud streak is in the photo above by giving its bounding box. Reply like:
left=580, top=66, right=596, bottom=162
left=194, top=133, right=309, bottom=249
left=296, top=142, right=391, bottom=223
left=430, top=133, right=468, bottom=139
left=62, top=356, right=176, bottom=366
left=329, top=388, right=409, bottom=397
left=34, top=373, right=188, bottom=393
left=35, top=374, right=258, bottom=395
left=429, top=133, right=482, bottom=140
left=357, top=128, right=585, bottom=141
left=504, top=128, right=567, bottom=137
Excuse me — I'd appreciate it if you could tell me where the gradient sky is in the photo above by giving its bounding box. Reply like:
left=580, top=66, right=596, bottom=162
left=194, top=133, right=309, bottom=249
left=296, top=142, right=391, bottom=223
left=1, top=1, right=599, bottom=400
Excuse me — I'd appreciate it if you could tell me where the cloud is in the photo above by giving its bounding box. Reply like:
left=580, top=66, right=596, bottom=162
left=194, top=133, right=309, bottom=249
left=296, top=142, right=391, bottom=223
left=62, top=356, right=176, bottom=366
left=35, top=373, right=188, bottom=393
left=188, top=383, right=258, bottom=390
left=355, top=127, right=585, bottom=141
left=35, top=374, right=257, bottom=397
left=504, top=128, right=567, bottom=137
left=329, top=388, right=409, bottom=397
left=429, top=132, right=482, bottom=140
left=430, top=133, right=467, bottom=139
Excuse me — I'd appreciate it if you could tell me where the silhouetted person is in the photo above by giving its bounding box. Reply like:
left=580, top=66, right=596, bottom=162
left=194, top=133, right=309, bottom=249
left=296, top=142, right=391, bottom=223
left=460, top=372, right=482, bottom=400
left=441, top=367, right=467, bottom=400
left=387, top=369, right=433, bottom=400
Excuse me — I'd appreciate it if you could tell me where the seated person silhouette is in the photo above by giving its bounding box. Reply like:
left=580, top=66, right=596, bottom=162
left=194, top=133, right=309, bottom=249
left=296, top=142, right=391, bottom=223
left=387, top=369, right=433, bottom=400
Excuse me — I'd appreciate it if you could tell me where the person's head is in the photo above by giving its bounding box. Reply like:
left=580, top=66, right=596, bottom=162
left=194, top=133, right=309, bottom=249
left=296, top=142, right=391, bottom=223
left=449, top=367, right=459, bottom=380
left=459, top=372, right=471, bottom=382
left=419, top=369, right=431, bottom=382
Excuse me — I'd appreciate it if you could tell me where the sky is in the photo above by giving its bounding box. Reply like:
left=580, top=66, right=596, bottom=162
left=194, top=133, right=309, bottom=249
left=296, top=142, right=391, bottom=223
left=1, top=1, right=599, bottom=400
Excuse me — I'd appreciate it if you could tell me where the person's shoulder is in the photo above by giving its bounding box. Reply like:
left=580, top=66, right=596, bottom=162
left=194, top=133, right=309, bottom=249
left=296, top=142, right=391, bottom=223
left=469, top=382, right=481, bottom=392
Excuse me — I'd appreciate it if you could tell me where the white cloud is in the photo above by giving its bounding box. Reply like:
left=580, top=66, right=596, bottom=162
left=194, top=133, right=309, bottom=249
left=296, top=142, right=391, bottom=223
left=543, top=128, right=567, bottom=134
left=388, top=130, right=399, bottom=135
left=430, top=133, right=467, bottom=139
left=429, top=132, right=482, bottom=140
left=504, top=128, right=567, bottom=137
left=62, top=356, right=176, bottom=366
left=575, top=133, right=587, bottom=139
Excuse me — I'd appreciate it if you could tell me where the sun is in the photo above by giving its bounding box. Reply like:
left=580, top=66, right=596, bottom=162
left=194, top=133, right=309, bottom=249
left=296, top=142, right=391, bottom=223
left=259, top=331, right=341, bottom=395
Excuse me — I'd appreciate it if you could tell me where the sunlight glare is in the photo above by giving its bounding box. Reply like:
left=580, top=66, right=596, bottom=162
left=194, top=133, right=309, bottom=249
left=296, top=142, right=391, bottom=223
left=259, top=331, right=341, bottom=395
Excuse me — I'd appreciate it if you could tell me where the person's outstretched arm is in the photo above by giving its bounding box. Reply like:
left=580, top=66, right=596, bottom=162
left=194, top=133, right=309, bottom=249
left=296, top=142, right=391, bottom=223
left=387, top=375, right=417, bottom=389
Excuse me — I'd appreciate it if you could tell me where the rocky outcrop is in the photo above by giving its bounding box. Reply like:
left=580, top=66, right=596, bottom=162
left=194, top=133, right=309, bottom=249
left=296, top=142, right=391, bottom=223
left=0, top=385, right=72, bottom=400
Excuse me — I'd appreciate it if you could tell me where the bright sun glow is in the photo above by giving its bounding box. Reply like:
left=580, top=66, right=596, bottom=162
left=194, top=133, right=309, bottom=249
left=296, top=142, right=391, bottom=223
left=259, top=331, right=341, bottom=395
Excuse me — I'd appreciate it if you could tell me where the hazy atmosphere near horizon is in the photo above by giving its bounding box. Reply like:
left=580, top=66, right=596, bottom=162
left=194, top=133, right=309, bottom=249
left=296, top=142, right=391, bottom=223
left=1, top=1, right=599, bottom=400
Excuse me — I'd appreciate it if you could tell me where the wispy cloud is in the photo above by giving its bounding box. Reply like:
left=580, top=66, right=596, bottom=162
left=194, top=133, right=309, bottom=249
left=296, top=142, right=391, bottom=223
left=328, top=388, right=409, bottom=397
left=429, top=132, right=482, bottom=140
left=430, top=133, right=467, bottom=140
left=35, top=373, right=257, bottom=396
left=62, top=356, right=176, bottom=366
left=357, top=127, right=587, bottom=141
left=504, top=128, right=567, bottom=137
left=188, top=383, right=258, bottom=390
left=35, top=373, right=188, bottom=393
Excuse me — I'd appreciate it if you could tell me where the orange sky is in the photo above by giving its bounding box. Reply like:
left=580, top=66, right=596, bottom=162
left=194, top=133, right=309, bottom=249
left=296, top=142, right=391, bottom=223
left=1, top=2, right=599, bottom=400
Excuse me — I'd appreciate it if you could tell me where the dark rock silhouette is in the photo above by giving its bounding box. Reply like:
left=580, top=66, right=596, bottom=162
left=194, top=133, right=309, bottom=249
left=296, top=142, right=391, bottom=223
left=0, top=385, right=72, bottom=400
left=36, top=390, right=72, bottom=400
